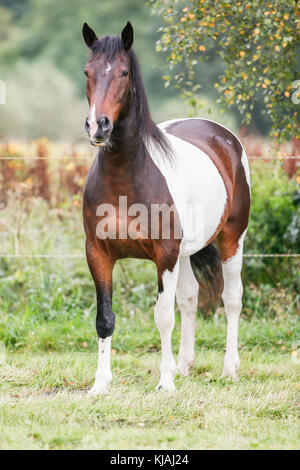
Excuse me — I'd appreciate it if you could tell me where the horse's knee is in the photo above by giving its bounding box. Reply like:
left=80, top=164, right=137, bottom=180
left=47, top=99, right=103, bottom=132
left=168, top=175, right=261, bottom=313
left=222, top=291, right=242, bottom=319
left=176, top=260, right=198, bottom=314
left=177, top=292, right=197, bottom=314
left=222, top=276, right=243, bottom=308
left=154, top=304, right=174, bottom=331
left=154, top=289, right=175, bottom=329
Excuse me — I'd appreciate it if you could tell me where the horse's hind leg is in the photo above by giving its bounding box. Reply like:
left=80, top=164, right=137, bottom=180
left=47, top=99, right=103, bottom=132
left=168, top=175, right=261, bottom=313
left=154, top=260, right=179, bottom=392
left=218, top=230, right=246, bottom=380
left=176, top=256, right=199, bottom=376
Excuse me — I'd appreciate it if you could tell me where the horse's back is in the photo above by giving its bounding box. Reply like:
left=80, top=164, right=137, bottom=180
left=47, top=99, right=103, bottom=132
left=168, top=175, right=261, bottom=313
left=159, top=118, right=250, bottom=189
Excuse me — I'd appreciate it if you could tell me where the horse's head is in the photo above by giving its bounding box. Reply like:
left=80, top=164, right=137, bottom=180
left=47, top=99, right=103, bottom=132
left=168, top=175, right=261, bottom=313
left=82, top=22, right=134, bottom=147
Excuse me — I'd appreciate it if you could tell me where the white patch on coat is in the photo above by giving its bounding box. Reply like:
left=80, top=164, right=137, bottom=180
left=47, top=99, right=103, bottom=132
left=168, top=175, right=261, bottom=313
left=176, top=256, right=199, bottom=376
left=148, top=128, right=227, bottom=257
left=221, top=229, right=246, bottom=380
left=88, top=336, right=112, bottom=395
left=160, top=117, right=251, bottom=193
left=154, top=261, right=179, bottom=392
left=105, top=62, right=111, bottom=74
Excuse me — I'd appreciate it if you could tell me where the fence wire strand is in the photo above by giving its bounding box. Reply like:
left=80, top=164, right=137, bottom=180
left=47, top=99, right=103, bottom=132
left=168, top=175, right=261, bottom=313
left=0, top=253, right=299, bottom=259
left=0, top=155, right=299, bottom=161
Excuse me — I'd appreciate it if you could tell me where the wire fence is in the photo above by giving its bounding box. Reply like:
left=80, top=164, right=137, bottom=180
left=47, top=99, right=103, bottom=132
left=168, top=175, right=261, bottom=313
left=0, top=253, right=299, bottom=258
left=0, top=154, right=299, bottom=259
left=0, top=155, right=299, bottom=160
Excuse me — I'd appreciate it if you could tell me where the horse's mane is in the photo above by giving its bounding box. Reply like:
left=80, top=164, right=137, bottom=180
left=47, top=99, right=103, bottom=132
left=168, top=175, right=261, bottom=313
left=91, top=35, right=172, bottom=160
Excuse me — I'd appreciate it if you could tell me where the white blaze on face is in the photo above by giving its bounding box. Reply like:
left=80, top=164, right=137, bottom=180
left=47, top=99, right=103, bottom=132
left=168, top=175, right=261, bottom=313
left=105, top=62, right=111, bottom=74
left=89, top=103, right=98, bottom=138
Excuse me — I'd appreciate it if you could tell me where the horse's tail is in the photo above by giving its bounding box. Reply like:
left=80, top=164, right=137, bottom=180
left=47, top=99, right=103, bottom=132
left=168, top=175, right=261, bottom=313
left=190, top=243, right=223, bottom=316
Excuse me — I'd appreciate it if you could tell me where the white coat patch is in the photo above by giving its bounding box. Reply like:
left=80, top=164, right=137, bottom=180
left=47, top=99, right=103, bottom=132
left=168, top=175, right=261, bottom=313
left=160, top=118, right=251, bottom=194
left=148, top=124, right=228, bottom=256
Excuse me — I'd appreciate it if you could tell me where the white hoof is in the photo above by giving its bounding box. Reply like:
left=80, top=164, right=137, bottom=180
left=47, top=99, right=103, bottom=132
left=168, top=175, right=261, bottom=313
left=88, top=379, right=111, bottom=396
left=177, top=358, right=193, bottom=376
left=221, top=353, right=240, bottom=381
left=221, top=369, right=239, bottom=381
left=156, top=375, right=176, bottom=392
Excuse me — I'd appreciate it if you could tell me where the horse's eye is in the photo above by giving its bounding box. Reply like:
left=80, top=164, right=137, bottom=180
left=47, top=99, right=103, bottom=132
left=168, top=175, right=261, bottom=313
left=121, top=70, right=129, bottom=77
left=84, top=70, right=89, bottom=77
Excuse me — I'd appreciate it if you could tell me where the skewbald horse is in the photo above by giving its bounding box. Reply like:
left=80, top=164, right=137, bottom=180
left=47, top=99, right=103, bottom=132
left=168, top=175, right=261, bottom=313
left=82, top=22, right=251, bottom=395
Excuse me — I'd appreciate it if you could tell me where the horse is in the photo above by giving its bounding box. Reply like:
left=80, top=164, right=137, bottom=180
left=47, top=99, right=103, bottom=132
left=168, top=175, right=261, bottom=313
left=81, top=21, right=251, bottom=395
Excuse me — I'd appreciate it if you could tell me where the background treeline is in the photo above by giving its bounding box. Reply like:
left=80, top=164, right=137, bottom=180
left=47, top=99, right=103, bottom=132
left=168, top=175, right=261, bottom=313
left=0, top=0, right=270, bottom=140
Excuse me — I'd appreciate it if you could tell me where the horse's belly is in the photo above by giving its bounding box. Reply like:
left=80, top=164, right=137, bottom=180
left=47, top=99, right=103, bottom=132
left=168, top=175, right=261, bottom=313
left=149, top=131, right=227, bottom=256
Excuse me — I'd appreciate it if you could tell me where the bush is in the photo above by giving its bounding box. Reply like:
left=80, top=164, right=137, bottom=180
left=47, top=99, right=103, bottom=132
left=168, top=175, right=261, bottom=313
left=244, top=161, right=300, bottom=288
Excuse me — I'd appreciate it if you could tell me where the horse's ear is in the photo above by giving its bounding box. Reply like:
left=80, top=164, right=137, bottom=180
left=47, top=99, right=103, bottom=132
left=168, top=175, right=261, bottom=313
left=121, top=21, right=134, bottom=50
left=82, top=23, right=98, bottom=49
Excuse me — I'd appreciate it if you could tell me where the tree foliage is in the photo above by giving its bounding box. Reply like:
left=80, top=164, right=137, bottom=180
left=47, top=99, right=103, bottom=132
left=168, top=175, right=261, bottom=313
left=151, top=0, right=299, bottom=142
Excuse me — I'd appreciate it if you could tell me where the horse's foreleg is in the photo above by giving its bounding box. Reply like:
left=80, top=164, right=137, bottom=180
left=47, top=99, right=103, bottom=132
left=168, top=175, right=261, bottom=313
left=176, top=256, right=199, bottom=376
left=155, top=261, right=179, bottom=392
left=86, top=241, right=115, bottom=395
left=219, top=231, right=246, bottom=381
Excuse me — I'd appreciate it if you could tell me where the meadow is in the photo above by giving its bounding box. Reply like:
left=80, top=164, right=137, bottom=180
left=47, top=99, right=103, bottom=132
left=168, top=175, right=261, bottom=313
left=0, top=140, right=299, bottom=450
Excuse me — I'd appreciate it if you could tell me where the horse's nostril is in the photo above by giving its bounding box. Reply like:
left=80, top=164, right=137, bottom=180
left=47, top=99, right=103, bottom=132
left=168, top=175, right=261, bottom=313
left=85, top=117, right=90, bottom=131
left=97, top=115, right=110, bottom=132
left=102, top=116, right=109, bottom=127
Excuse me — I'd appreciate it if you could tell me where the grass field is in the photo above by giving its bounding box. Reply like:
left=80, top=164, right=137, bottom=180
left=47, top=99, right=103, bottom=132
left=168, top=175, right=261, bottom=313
left=0, top=348, right=299, bottom=450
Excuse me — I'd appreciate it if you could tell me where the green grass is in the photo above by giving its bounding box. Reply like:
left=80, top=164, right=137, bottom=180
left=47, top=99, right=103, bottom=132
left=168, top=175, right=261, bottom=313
left=0, top=349, right=299, bottom=450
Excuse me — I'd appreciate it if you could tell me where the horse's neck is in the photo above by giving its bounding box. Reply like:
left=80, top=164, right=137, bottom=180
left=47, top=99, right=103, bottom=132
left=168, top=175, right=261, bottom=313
left=101, top=105, right=145, bottom=170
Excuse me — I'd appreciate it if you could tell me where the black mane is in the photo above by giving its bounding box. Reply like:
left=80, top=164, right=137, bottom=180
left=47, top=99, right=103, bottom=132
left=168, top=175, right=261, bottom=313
left=91, top=35, right=172, bottom=160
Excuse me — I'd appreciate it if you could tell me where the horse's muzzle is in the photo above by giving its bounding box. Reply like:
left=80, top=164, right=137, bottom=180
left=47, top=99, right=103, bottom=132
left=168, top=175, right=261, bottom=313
left=89, top=115, right=112, bottom=147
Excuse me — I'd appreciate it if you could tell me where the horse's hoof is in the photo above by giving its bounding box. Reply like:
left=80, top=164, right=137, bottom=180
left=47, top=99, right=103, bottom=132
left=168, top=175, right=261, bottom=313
left=177, top=361, right=192, bottom=376
left=155, top=380, right=176, bottom=393
left=222, top=354, right=240, bottom=381
left=221, top=370, right=239, bottom=381
left=88, top=381, right=110, bottom=396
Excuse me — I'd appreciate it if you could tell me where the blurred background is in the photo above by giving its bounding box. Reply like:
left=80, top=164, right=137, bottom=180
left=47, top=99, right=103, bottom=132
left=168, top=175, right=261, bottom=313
left=0, top=0, right=271, bottom=141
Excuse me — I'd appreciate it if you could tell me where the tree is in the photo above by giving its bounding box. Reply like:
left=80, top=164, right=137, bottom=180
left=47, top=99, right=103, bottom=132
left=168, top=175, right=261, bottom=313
left=150, top=0, right=299, bottom=142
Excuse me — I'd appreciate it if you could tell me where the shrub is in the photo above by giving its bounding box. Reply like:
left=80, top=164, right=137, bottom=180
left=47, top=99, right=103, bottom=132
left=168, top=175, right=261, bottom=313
left=244, top=161, right=300, bottom=288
